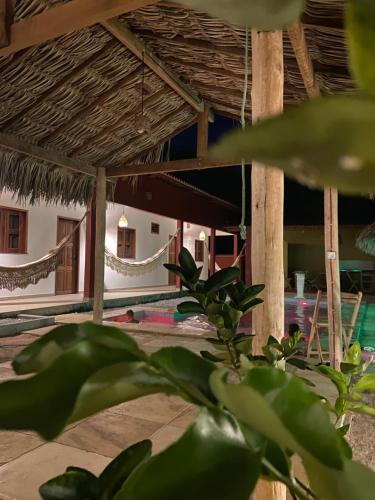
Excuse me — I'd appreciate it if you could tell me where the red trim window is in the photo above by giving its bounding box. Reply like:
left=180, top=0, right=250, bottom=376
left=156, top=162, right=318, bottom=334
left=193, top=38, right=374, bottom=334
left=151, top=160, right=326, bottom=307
left=117, top=228, right=136, bottom=259
left=0, top=207, right=27, bottom=254
left=195, top=240, right=204, bottom=262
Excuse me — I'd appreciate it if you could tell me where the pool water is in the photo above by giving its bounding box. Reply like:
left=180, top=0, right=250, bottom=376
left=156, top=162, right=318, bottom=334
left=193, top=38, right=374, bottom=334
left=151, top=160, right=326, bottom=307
left=108, top=296, right=375, bottom=351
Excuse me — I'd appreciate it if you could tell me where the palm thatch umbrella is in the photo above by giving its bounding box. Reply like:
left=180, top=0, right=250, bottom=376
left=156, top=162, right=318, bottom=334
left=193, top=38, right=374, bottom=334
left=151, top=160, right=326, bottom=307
left=356, top=222, right=375, bottom=256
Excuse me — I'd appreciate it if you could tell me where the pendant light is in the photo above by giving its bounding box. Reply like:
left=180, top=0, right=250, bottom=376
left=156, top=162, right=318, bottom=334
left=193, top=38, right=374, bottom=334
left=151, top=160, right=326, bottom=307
left=199, top=230, right=206, bottom=242
left=134, top=52, right=151, bottom=135
left=118, top=211, right=128, bottom=228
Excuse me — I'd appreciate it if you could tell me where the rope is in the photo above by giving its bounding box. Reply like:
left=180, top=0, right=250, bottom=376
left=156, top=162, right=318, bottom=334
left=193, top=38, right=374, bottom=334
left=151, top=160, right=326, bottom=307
left=239, top=25, right=250, bottom=241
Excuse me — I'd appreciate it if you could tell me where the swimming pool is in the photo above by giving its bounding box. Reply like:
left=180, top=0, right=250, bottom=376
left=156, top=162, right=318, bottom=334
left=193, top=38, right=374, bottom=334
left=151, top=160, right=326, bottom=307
left=107, top=296, right=375, bottom=351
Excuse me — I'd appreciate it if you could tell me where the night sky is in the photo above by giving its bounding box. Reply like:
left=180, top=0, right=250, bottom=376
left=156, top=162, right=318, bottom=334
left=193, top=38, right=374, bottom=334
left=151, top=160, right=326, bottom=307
left=170, top=115, right=375, bottom=226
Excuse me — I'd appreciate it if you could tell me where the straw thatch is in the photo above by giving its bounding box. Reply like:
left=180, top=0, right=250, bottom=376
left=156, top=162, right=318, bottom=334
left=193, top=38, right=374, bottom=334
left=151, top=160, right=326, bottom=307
left=0, top=0, right=354, bottom=204
left=356, top=222, right=375, bottom=256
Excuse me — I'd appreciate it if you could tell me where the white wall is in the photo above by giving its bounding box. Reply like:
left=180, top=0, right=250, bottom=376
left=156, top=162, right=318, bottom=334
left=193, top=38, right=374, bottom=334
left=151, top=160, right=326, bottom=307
left=0, top=191, right=86, bottom=298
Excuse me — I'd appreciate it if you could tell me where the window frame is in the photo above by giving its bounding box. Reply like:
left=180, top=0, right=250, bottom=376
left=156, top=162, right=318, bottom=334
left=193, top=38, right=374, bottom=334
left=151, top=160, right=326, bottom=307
left=151, top=222, right=160, bottom=235
left=117, top=227, right=136, bottom=259
left=0, top=206, right=28, bottom=254
left=195, top=239, right=204, bottom=262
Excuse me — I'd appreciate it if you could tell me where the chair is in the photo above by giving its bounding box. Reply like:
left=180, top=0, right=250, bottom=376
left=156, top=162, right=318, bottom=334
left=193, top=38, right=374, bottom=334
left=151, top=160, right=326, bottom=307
left=307, top=290, right=363, bottom=362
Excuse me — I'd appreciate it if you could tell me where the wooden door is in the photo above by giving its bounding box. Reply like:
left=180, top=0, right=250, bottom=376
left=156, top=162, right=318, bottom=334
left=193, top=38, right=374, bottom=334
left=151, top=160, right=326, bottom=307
left=55, top=218, right=80, bottom=295
left=168, top=235, right=177, bottom=285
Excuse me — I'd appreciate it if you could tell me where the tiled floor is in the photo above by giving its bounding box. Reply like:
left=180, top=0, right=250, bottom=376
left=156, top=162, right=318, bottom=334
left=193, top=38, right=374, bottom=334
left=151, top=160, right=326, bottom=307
left=0, top=315, right=374, bottom=499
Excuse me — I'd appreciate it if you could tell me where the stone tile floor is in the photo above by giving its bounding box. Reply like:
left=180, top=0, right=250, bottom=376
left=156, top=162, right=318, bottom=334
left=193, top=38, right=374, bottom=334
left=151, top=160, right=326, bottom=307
left=0, top=316, right=374, bottom=499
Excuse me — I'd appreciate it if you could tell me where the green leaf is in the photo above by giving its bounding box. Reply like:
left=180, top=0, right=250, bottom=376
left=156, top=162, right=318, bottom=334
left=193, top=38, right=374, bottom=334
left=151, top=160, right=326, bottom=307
left=70, top=362, right=177, bottom=422
left=354, top=374, right=375, bottom=392
left=348, top=402, right=375, bottom=416
left=314, top=365, right=349, bottom=395
left=337, top=424, right=350, bottom=438
left=151, top=347, right=217, bottom=405
left=40, top=466, right=100, bottom=500
left=240, top=298, right=263, bottom=315
left=340, top=362, right=359, bottom=374
left=238, top=285, right=265, bottom=308
left=0, top=341, right=136, bottom=439
left=234, top=336, right=254, bottom=355
left=210, top=366, right=343, bottom=469
left=174, top=0, right=305, bottom=29
left=114, top=407, right=261, bottom=500
left=178, top=247, right=197, bottom=277
left=177, top=301, right=205, bottom=315
left=13, top=322, right=143, bottom=375
left=164, top=264, right=190, bottom=288
left=345, top=342, right=362, bottom=366
left=346, top=0, right=375, bottom=95
left=200, top=351, right=223, bottom=363
left=211, top=96, right=375, bottom=195
left=204, top=267, right=240, bottom=294
left=99, top=441, right=151, bottom=500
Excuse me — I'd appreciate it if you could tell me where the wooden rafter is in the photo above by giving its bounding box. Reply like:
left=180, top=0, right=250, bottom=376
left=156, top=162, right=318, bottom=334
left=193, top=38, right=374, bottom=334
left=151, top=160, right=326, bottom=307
left=70, top=88, right=166, bottom=156
left=0, top=132, right=97, bottom=177
left=0, top=0, right=160, bottom=57
left=197, top=105, right=209, bottom=157
left=38, top=66, right=141, bottom=146
left=106, top=157, right=240, bottom=177
left=101, top=18, right=204, bottom=113
left=287, top=21, right=321, bottom=98
left=1, top=39, right=117, bottom=130
left=97, top=102, right=191, bottom=166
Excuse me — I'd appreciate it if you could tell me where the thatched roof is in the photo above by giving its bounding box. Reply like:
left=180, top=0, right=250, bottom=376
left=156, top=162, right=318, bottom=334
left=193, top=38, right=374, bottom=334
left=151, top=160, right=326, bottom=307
left=0, top=0, right=353, bottom=205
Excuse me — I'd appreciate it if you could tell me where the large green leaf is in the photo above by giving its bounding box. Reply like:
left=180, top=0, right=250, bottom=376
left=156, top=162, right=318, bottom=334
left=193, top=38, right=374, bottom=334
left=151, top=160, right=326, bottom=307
left=178, top=247, right=197, bottom=277
left=151, top=347, right=217, bottom=405
left=210, top=367, right=343, bottom=469
left=114, top=407, right=260, bottom=500
left=175, top=0, right=304, bottom=29
left=354, top=374, right=375, bottom=392
left=211, top=96, right=375, bottom=195
left=13, top=322, right=143, bottom=375
left=346, top=0, right=375, bottom=95
left=99, top=441, right=152, bottom=500
left=345, top=341, right=362, bottom=366
left=315, top=365, right=349, bottom=395
left=40, top=466, right=99, bottom=500
left=70, top=362, right=177, bottom=422
left=204, top=267, right=240, bottom=294
left=177, top=301, right=205, bottom=314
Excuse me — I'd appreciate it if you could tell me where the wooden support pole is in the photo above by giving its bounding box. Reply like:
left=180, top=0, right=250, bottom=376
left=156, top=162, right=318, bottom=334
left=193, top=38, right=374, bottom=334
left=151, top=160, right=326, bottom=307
left=84, top=201, right=96, bottom=299
left=0, top=0, right=8, bottom=47
left=209, top=228, right=216, bottom=276
left=197, top=105, right=209, bottom=157
left=93, top=167, right=106, bottom=323
left=245, top=227, right=252, bottom=286
left=324, top=188, right=342, bottom=369
left=176, top=220, right=184, bottom=289
left=251, top=28, right=286, bottom=500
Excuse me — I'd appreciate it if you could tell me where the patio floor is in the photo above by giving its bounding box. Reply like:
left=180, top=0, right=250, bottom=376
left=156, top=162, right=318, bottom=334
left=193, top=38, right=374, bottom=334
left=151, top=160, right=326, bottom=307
left=0, top=312, right=374, bottom=499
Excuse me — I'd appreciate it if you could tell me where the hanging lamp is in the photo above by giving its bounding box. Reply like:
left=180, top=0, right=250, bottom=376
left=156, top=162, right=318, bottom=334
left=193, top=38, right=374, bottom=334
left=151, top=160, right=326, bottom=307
left=199, top=230, right=206, bottom=242
left=134, top=51, right=151, bottom=135
left=118, top=211, right=128, bottom=228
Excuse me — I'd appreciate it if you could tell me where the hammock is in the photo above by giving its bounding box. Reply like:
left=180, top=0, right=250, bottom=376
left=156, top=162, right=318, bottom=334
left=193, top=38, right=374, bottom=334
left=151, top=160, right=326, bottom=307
left=0, top=213, right=87, bottom=291
left=105, top=231, right=179, bottom=277
left=207, top=243, right=246, bottom=272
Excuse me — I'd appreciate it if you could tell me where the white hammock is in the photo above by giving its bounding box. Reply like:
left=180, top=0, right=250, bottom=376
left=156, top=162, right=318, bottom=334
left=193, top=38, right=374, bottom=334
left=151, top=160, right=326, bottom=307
left=206, top=242, right=246, bottom=272
left=105, top=231, right=179, bottom=277
left=0, top=213, right=87, bottom=291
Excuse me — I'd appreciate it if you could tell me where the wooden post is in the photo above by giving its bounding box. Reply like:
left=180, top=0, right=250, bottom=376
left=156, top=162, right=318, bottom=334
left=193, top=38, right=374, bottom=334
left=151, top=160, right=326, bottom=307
left=93, top=167, right=106, bottom=323
left=324, top=188, right=342, bottom=369
left=176, top=219, right=184, bottom=289
left=0, top=0, right=9, bottom=47
left=84, top=201, right=96, bottom=299
left=209, top=228, right=216, bottom=276
left=197, top=105, right=209, bottom=157
left=251, top=29, right=286, bottom=500
left=245, top=226, right=252, bottom=286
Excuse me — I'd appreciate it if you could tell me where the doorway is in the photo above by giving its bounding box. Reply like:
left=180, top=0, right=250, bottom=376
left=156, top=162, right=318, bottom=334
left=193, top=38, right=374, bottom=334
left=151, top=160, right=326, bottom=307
left=55, top=217, right=80, bottom=295
left=168, top=234, right=177, bottom=286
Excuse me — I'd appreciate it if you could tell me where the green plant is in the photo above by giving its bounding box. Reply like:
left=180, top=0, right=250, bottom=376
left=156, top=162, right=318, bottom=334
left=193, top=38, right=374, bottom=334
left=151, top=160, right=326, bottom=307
left=0, top=321, right=375, bottom=499
left=314, top=342, right=375, bottom=429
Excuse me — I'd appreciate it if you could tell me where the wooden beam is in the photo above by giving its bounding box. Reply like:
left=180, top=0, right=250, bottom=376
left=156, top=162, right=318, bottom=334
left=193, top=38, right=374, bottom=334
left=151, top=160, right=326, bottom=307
left=0, top=0, right=8, bottom=47
left=287, top=21, right=321, bottom=99
left=106, top=157, right=240, bottom=178
left=0, top=0, right=159, bottom=57
left=101, top=18, right=204, bottom=113
left=84, top=201, right=96, bottom=299
left=38, top=66, right=141, bottom=146
left=70, top=88, right=165, bottom=156
left=0, top=132, right=97, bottom=176
left=93, top=167, right=106, bottom=323
left=251, top=29, right=286, bottom=500
left=1, top=39, right=117, bottom=130
left=197, top=105, right=209, bottom=157
left=324, top=188, right=342, bottom=370
left=209, top=228, right=216, bottom=277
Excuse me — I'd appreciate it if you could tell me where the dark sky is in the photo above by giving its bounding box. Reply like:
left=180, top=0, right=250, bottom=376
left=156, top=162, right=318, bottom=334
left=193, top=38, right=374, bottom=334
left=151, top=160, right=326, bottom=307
left=169, top=115, right=374, bottom=226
